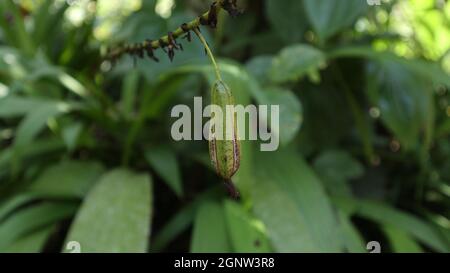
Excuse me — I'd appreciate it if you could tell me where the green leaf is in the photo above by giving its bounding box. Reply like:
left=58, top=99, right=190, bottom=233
left=3, top=224, right=55, bottom=253
left=313, top=150, right=364, bottom=196
left=223, top=200, right=272, bottom=253
left=252, top=149, right=343, bottom=252
left=0, top=202, right=77, bottom=250
left=337, top=210, right=366, bottom=253
left=265, top=0, right=308, bottom=43
left=270, top=44, right=326, bottom=84
left=0, top=192, right=49, bottom=222
left=64, top=169, right=152, bottom=253
left=145, top=146, right=183, bottom=197
left=0, top=137, right=65, bottom=178
left=151, top=205, right=196, bottom=252
left=367, top=60, right=433, bottom=149
left=121, top=70, right=140, bottom=119
left=245, top=55, right=273, bottom=84
left=32, top=1, right=69, bottom=48
left=151, top=188, right=221, bottom=252
left=14, top=102, right=72, bottom=148
left=336, top=198, right=449, bottom=252
left=329, top=46, right=450, bottom=87
left=329, top=47, right=438, bottom=150
left=0, top=0, right=34, bottom=55
left=251, top=171, right=318, bottom=252
left=0, top=193, right=42, bottom=222
left=256, top=87, right=303, bottom=146
left=314, top=150, right=364, bottom=181
left=61, top=122, right=83, bottom=152
left=303, top=0, right=368, bottom=41
left=26, top=64, right=89, bottom=98
left=0, top=96, right=54, bottom=118
left=28, top=160, right=104, bottom=198
left=190, top=201, right=232, bottom=253
left=383, top=225, right=423, bottom=253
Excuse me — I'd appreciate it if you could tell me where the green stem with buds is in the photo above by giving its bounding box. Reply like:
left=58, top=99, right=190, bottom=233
left=107, top=0, right=239, bottom=62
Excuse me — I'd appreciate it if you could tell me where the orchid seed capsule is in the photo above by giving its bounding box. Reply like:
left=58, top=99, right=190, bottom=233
left=208, top=80, right=240, bottom=180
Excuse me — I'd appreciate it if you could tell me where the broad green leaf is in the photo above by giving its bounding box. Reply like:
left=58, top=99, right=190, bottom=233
left=190, top=201, right=232, bottom=253
left=252, top=170, right=318, bottom=252
left=64, top=169, right=152, bottom=253
left=0, top=202, right=77, bottom=250
left=383, top=225, right=423, bottom=253
left=254, top=87, right=303, bottom=146
left=265, top=0, right=308, bottom=43
left=270, top=44, right=326, bottom=84
left=28, top=160, right=104, bottom=198
left=303, top=0, right=368, bottom=41
left=245, top=55, right=273, bottom=84
left=3, top=224, right=55, bottom=253
left=313, top=150, right=364, bottom=196
left=252, top=149, right=343, bottom=252
left=223, top=200, right=272, bottom=253
left=145, top=146, right=183, bottom=197
left=367, top=60, right=434, bottom=149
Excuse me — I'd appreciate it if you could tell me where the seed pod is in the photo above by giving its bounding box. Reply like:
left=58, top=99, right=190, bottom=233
left=209, top=80, right=240, bottom=180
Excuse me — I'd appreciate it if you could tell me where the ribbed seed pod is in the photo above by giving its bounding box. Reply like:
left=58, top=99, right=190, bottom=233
left=209, top=80, right=240, bottom=180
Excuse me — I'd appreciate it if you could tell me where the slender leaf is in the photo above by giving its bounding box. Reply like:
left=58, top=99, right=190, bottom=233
left=145, top=146, right=183, bottom=197
left=190, top=201, right=232, bottom=253
left=28, top=160, right=104, bottom=198
left=0, top=202, right=77, bottom=250
left=336, top=197, right=449, bottom=252
left=383, top=225, right=423, bottom=253
left=3, top=224, right=55, bottom=253
left=223, top=200, right=272, bottom=253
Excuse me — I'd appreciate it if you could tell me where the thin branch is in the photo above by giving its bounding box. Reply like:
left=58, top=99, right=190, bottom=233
left=106, top=0, right=239, bottom=63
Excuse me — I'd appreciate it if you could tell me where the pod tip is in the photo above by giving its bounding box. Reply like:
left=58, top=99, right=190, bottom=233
left=223, top=179, right=240, bottom=199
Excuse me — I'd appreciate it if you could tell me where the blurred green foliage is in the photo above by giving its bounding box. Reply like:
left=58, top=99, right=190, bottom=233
left=0, top=0, right=449, bottom=253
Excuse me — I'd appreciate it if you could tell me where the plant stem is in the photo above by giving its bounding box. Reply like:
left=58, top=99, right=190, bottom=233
left=193, top=27, right=222, bottom=81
